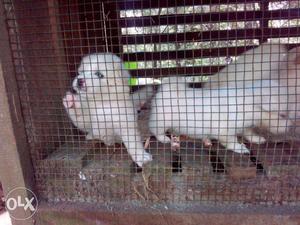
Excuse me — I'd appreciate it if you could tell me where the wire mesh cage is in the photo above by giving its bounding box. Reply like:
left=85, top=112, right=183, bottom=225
left=2, top=0, right=300, bottom=206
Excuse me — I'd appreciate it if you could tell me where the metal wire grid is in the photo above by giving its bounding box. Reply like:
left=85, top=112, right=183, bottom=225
left=2, top=0, right=300, bottom=204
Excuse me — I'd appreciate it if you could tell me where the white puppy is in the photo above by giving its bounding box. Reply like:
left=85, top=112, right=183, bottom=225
left=148, top=77, right=293, bottom=154
left=203, top=42, right=292, bottom=140
left=63, top=53, right=152, bottom=167
left=63, top=85, right=154, bottom=140
left=203, top=42, right=288, bottom=88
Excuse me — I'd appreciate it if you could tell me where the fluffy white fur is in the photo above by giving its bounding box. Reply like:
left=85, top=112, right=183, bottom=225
left=203, top=42, right=288, bottom=88
left=277, top=46, right=300, bottom=120
left=203, top=42, right=298, bottom=140
left=148, top=77, right=293, bottom=154
left=63, top=85, right=155, bottom=138
left=63, top=53, right=152, bottom=167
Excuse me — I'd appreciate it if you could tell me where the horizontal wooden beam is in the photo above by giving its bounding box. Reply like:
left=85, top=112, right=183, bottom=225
left=123, top=46, right=256, bottom=61
left=36, top=201, right=300, bottom=225
left=111, top=0, right=261, bottom=10
left=121, top=27, right=300, bottom=44
left=129, top=65, right=223, bottom=78
left=119, top=9, right=300, bottom=28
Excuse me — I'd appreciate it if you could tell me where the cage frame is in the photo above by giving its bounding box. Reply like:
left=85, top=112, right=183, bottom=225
left=1, top=0, right=300, bottom=224
left=0, top=2, right=34, bottom=224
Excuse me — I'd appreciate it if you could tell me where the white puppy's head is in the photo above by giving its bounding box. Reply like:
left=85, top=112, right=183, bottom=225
left=72, top=53, right=130, bottom=96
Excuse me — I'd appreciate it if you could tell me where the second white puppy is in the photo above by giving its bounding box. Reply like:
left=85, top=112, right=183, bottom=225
left=148, top=77, right=292, bottom=154
left=66, top=53, right=152, bottom=167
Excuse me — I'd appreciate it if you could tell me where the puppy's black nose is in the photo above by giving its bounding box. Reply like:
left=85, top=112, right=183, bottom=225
left=77, top=78, right=85, bottom=88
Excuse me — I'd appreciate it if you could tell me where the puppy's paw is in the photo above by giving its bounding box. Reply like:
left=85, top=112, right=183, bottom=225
left=156, top=135, right=171, bottom=144
left=248, top=135, right=266, bottom=144
left=203, top=138, right=212, bottom=147
left=135, top=152, right=153, bottom=167
left=171, top=135, right=180, bottom=151
left=85, top=133, right=94, bottom=140
left=144, top=137, right=151, bottom=149
left=102, top=136, right=117, bottom=146
left=63, top=92, right=75, bottom=109
left=63, top=92, right=81, bottom=109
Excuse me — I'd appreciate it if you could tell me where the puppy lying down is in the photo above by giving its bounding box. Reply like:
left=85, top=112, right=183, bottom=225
left=149, top=77, right=293, bottom=154
left=63, top=53, right=153, bottom=167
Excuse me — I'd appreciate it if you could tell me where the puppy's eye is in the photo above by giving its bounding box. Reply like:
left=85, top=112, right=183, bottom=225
left=95, top=71, right=104, bottom=78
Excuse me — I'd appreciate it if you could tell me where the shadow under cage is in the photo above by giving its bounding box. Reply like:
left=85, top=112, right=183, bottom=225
left=2, top=0, right=300, bottom=205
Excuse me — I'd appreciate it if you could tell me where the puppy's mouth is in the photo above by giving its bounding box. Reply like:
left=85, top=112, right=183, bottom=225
left=70, top=88, right=78, bottom=94
left=77, top=78, right=87, bottom=90
left=73, top=78, right=88, bottom=93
